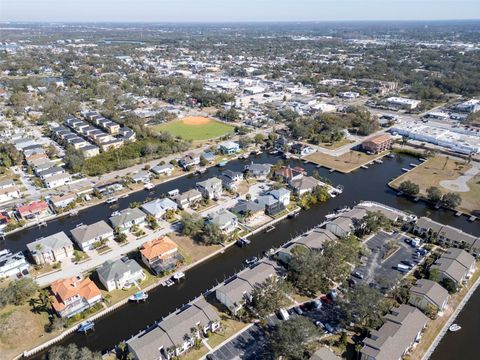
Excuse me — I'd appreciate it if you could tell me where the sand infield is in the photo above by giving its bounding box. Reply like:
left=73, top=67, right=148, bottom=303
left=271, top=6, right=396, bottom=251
left=181, top=116, right=212, bottom=125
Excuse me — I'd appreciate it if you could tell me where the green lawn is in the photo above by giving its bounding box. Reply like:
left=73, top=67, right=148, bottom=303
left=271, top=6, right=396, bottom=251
left=153, top=119, right=234, bottom=141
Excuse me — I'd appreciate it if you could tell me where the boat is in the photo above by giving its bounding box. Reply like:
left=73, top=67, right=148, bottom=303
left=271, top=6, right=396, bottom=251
left=283, top=153, right=291, bottom=159
left=245, top=257, right=258, bottom=266
left=268, top=150, right=279, bottom=155
left=69, top=210, right=78, bottom=217
left=360, top=165, right=369, bottom=169
left=265, top=224, right=275, bottom=233
left=144, top=183, right=155, bottom=190
left=77, top=320, right=94, bottom=333
left=172, top=271, right=185, bottom=281
left=129, top=291, right=148, bottom=302
left=288, top=209, right=300, bottom=219
left=374, top=159, right=383, bottom=164
left=409, top=163, right=418, bottom=167
left=401, top=168, right=410, bottom=172
left=264, top=248, right=275, bottom=257
left=449, top=324, right=461, bottom=332
left=168, top=189, right=180, bottom=198
left=236, top=238, right=251, bottom=247
left=325, top=213, right=338, bottom=220
left=37, top=221, right=47, bottom=228
left=110, top=211, right=120, bottom=217
left=387, top=153, right=395, bottom=158
left=106, top=197, right=118, bottom=204
left=329, top=168, right=335, bottom=173
left=255, top=150, right=263, bottom=155
left=217, top=160, right=228, bottom=167
left=162, top=279, right=175, bottom=287
left=120, top=194, right=129, bottom=199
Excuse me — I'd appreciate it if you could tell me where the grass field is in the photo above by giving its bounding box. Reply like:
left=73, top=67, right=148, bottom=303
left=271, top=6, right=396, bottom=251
left=389, top=156, right=480, bottom=215
left=316, top=138, right=354, bottom=150
left=305, top=150, right=387, bottom=173
left=153, top=116, right=234, bottom=141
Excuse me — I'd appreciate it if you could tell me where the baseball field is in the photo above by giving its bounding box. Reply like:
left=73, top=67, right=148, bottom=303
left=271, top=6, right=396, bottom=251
left=153, top=116, right=234, bottom=141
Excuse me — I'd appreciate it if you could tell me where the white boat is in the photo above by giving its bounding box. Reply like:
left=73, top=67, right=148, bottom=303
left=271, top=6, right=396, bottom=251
left=106, top=197, right=118, bottom=204
left=144, top=183, right=155, bottom=190
left=360, top=165, right=369, bottom=169
left=162, top=279, right=175, bottom=287
left=69, top=210, right=78, bottom=217
left=449, top=324, right=461, bottom=332
left=77, top=320, right=94, bottom=333
left=120, top=194, right=129, bottom=199
left=172, top=271, right=185, bottom=281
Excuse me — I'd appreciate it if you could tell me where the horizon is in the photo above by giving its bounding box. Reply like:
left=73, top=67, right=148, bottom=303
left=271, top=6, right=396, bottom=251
left=1, top=0, right=480, bottom=23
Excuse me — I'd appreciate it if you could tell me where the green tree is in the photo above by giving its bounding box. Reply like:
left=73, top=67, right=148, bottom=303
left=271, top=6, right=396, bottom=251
left=426, top=186, right=443, bottom=203
left=180, top=213, right=204, bottom=238
left=266, top=316, right=320, bottom=360
left=249, top=277, right=292, bottom=321
left=254, top=133, right=266, bottom=146
left=47, top=344, right=102, bottom=360
left=441, top=192, right=462, bottom=209
left=0, top=278, right=39, bottom=307
left=440, top=278, right=458, bottom=294
left=399, top=180, right=420, bottom=196
left=200, top=223, right=227, bottom=245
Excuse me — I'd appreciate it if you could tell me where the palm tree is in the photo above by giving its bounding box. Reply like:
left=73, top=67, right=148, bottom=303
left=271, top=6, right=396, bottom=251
left=443, top=156, right=449, bottom=170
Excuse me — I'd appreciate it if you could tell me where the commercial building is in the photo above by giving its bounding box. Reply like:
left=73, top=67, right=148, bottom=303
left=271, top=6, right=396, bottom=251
left=362, top=134, right=393, bottom=154
left=386, top=97, right=421, bottom=110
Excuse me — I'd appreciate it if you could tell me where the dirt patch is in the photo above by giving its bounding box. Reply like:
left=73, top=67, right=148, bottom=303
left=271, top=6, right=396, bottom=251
left=169, top=233, right=222, bottom=264
left=182, top=116, right=212, bottom=125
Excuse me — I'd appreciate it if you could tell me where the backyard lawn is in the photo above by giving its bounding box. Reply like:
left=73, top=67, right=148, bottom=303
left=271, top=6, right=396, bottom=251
left=305, top=150, right=387, bottom=173
left=389, top=156, right=480, bottom=215
left=316, top=138, right=354, bottom=150
left=153, top=116, right=234, bottom=141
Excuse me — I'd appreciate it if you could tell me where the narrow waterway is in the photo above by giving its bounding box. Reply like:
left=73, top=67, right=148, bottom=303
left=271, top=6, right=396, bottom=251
left=9, top=153, right=477, bottom=359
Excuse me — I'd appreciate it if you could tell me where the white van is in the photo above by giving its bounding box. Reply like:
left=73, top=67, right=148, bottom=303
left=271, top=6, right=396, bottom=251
left=279, top=308, right=290, bottom=321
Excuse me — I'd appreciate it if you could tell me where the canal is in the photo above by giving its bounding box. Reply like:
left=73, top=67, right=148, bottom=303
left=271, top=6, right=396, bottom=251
left=8, top=153, right=478, bottom=358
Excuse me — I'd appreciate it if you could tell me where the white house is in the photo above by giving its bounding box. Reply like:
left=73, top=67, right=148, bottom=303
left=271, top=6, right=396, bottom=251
left=97, top=258, right=145, bottom=291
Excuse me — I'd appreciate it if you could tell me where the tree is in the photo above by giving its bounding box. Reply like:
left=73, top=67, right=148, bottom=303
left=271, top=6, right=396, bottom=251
left=441, top=192, right=462, bottom=209
left=249, top=277, right=292, bottom=321
left=180, top=213, right=204, bottom=238
left=440, top=278, right=458, bottom=294
left=399, top=180, right=420, bottom=196
left=254, top=133, right=266, bottom=146
left=146, top=215, right=159, bottom=230
left=266, top=316, right=320, bottom=360
left=200, top=223, right=227, bottom=245
left=0, top=278, right=39, bottom=307
left=426, top=186, right=443, bottom=203
left=47, top=344, right=102, bottom=360
left=356, top=211, right=392, bottom=236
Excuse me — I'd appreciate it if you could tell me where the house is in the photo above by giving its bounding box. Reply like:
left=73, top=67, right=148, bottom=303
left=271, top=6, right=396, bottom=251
left=50, top=193, right=76, bottom=209
left=413, top=217, right=480, bottom=256
left=325, top=207, right=368, bottom=237
left=175, top=189, right=203, bottom=209
left=0, top=250, right=30, bottom=278
left=80, top=144, right=100, bottom=158
left=179, top=153, right=200, bottom=169
left=290, top=176, right=322, bottom=196
left=244, top=162, right=272, bottom=180
left=196, top=177, right=223, bottom=200
left=109, top=208, right=147, bottom=233
left=0, top=184, right=21, bottom=203
left=310, top=347, right=342, bottom=360
left=201, top=151, right=216, bottom=163
left=16, top=200, right=49, bottom=220
left=255, top=195, right=284, bottom=216
left=37, top=166, right=65, bottom=180
left=360, top=305, right=428, bottom=360
left=430, top=248, right=476, bottom=288
left=216, top=260, right=279, bottom=314
left=26, top=231, right=74, bottom=265
left=140, top=236, right=181, bottom=275
left=206, top=209, right=238, bottom=234
left=43, top=173, right=71, bottom=189
left=231, top=200, right=265, bottom=222
left=218, top=141, right=240, bottom=154
left=274, top=166, right=306, bottom=184
left=268, top=187, right=291, bottom=206
left=70, top=220, right=114, bottom=251
left=220, top=170, right=243, bottom=191
left=50, top=275, right=102, bottom=318
left=409, top=279, right=450, bottom=314
left=362, top=134, right=393, bottom=154
left=127, top=296, right=220, bottom=360
left=150, top=164, right=174, bottom=176
left=97, top=258, right=145, bottom=291
left=130, top=171, right=151, bottom=184
left=290, top=143, right=315, bottom=156
left=141, top=198, right=178, bottom=220
left=277, top=228, right=337, bottom=264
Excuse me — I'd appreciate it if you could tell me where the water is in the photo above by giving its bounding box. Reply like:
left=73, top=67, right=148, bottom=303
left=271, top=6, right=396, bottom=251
left=8, top=153, right=477, bottom=358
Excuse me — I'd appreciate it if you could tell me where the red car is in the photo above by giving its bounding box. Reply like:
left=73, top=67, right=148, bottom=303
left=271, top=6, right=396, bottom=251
left=320, top=295, right=333, bottom=305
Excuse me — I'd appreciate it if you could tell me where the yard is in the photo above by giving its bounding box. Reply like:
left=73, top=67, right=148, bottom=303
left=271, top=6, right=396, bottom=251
left=389, top=156, right=480, bottom=215
left=316, top=139, right=354, bottom=150
left=169, top=233, right=223, bottom=265
left=152, top=117, right=235, bottom=141
left=305, top=150, right=387, bottom=173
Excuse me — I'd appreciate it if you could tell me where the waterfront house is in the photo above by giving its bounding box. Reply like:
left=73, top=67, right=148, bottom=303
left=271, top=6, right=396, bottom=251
left=255, top=194, right=284, bottom=216
left=216, top=260, right=280, bottom=315
left=196, top=177, right=223, bottom=200
left=325, top=207, right=368, bottom=237
left=179, top=153, right=200, bottom=169
left=16, top=200, right=49, bottom=220
left=290, top=175, right=322, bottom=196
left=244, top=162, right=272, bottom=180
left=127, top=296, right=220, bottom=360
left=290, top=143, right=315, bottom=156
left=140, top=236, right=181, bottom=275
left=150, top=164, right=174, bottom=176
left=360, top=305, right=428, bottom=360
left=220, top=170, right=243, bottom=191
left=130, top=171, right=151, bottom=184
left=50, top=275, right=102, bottom=318
left=26, top=231, right=74, bottom=265
left=175, top=189, right=203, bottom=209
left=310, top=348, right=342, bottom=360
left=201, top=151, right=216, bottom=163
left=274, top=165, right=306, bottom=184
left=109, top=208, right=147, bottom=233
left=141, top=198, right=178, bottom=220
left=268, top=187, right=291, bottom=206
left=409, top=279, right=450, bottom=314
left=231, top=200, right=265, bottom=222
left=37, top=166, right=65, bottom=180
left=70, top=220, right=114, bottom=251
left=50, top=193, right=76, bottom=209
left=44, top=172, right=71, bottom=189
left=0, top=250, right=30, bottom=278
left=430, top=248, right=476, bottom=288
left=206, top=209, right=238, bottom=234
left=97, top=258, right=145, bottom=291
left=218, top=141, right=240, bottom=154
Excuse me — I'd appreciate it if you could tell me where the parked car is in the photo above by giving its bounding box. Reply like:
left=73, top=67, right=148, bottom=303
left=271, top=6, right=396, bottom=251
left=402, top=259, right=415, bottom=268
left=314, top=320, right=324, bottom=328
left=293, top=306, right=303, bottom=315
left=324, top=323, right=334, bottom=333
left=278, top=308, right=290, bottom=321
left=321, top=295, right=333, bottom=305
left=351, top=271, right=364, bottom=279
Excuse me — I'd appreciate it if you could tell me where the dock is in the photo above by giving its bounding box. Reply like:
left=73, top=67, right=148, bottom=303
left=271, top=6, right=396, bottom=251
left=455, top=211, right=463, bottom=217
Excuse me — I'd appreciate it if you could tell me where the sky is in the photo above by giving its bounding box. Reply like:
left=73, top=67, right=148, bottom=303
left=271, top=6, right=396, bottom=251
left=1, top=0, right=479, bottom=23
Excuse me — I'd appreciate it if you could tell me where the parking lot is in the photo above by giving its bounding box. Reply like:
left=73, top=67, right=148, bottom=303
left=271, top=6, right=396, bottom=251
left=352, top=231, right=420, bottom=290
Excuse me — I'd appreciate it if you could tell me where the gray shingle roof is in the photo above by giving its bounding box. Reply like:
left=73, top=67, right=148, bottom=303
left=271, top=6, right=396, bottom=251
left=97, top=258, right=143, bottom=282
left=70, top=220, right=113, bottom=244
left=27, top=231, right=73, bottom=253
